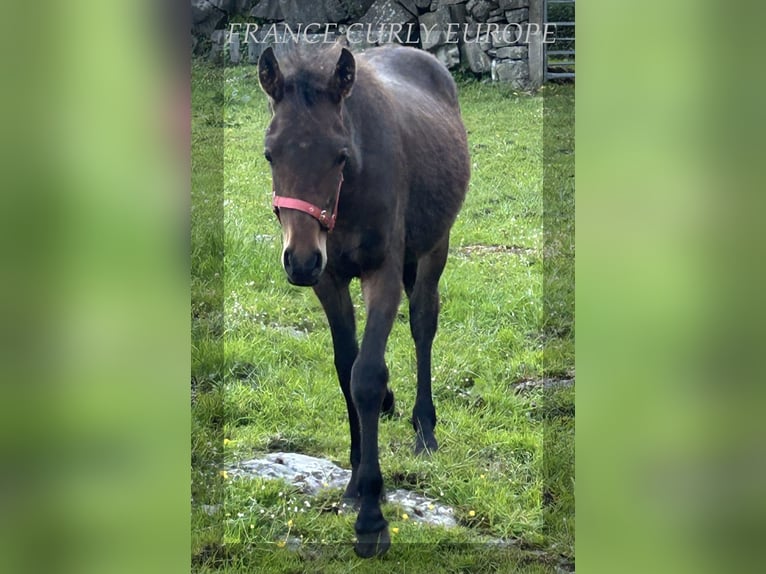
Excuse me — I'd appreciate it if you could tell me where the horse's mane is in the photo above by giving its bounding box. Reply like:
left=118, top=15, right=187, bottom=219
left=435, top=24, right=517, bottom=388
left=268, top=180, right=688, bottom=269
left=272, top=42, right=360, bottom=106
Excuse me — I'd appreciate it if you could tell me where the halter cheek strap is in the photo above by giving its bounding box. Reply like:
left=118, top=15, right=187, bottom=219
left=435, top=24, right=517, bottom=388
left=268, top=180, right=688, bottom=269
left=272, top=173, right=344, bottom=232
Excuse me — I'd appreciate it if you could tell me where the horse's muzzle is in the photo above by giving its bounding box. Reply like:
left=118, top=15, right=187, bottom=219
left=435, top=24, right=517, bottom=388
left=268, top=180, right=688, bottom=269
left=283, top=248, right=323, bottom=286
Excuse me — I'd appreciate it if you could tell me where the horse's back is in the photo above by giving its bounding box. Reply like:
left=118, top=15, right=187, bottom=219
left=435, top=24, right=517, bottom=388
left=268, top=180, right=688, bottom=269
left=360, top=46, right=470, bottom=256
left=361, top=45, right=460, bottom=110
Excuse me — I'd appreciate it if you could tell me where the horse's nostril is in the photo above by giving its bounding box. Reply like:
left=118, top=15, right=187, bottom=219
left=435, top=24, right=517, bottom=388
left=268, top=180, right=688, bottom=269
left=282, top=249, right=322, bottom=285
left=311, top=252, right=322, bottom=272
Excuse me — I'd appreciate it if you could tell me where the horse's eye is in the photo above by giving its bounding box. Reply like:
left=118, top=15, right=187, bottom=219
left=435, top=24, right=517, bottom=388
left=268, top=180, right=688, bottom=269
left=264, top=150, right=273, bottom=163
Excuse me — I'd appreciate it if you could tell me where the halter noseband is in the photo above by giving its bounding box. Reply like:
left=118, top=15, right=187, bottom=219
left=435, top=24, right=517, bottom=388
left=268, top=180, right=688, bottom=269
left=272, top=173, right=344, bottom=232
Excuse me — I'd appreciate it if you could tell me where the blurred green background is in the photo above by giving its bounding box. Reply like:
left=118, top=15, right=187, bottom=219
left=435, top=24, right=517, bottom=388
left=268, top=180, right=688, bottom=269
left=0, top=2, right=189, bottom=574
left=1, top=0, right=764, bottom=573
left=578, top=1, right=766, bottom=573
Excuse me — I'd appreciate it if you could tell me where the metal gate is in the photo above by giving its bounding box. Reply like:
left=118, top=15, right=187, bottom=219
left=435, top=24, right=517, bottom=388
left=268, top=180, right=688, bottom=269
left=544, top=0, right=575, bottom=80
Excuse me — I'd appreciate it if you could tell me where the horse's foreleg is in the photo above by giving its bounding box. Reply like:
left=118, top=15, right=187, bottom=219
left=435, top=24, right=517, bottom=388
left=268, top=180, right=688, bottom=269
left=408, top=240, right=449, bottom=454
left=351, top=268, right=401, bottom=557
left=313, top=274, right=360, bottom=501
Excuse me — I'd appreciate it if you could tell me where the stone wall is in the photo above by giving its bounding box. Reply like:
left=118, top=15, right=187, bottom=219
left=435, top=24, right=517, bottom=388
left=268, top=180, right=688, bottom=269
left=192, top=0, right=547, bottom=90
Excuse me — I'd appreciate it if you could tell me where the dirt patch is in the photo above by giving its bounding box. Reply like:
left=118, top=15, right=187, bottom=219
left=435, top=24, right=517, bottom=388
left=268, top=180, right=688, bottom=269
left=456, top=244, right=536, bottom=257
left=512, top=377, right=575, bottom=395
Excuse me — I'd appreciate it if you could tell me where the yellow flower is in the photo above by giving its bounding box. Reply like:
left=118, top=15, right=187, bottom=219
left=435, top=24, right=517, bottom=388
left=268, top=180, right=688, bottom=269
left=480, top=474, right=486, bottom=479
left=219, top=470, right=228, bottom=479
left=401, top=513, right=409, bottom=521
left=468, top=510, right=476, bottom=517
left=276, top=541, right=286, bottom=548
left=428, top=504, right=435, bottom=511
left=223, top=438, right=232, bottom=446
left=287, top=519, right=293, bottom=528
left=391, top=527, right=400, bottom=534
left=249, top=524, right=254, bottom=530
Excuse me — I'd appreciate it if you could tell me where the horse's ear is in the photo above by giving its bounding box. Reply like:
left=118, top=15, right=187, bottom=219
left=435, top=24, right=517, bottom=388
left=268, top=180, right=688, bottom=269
left=258, top=47, right=284, bottom=103
left=329, top=48, right=355, bottom=102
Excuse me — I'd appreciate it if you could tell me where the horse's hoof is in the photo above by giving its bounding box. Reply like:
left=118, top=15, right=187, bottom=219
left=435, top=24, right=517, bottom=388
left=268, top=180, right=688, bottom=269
left=354, top=526, right=391, bottom=558
left=414, top=434, right=438, bottom=455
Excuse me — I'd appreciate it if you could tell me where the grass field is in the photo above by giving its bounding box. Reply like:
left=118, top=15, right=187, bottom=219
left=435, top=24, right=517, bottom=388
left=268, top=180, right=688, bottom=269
left=191, top=61, right=574, bottom=573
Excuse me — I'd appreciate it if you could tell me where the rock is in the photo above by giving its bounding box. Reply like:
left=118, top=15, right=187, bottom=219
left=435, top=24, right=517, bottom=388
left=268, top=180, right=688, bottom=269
left=491, top=27, right=518, bottom=47
left=477, top=33, right=492, bottom=51
left=268, top=0, right=344, bottom=24
left=231, top=453, right=352, bottom=495
left=345, top=28, right=379, bottom=51
left=201, top=504, right=221, bottom=515
left=208, top=0, right=249, bottom=12
left=302, top=33, right=331, bottom=46
left=414, top=0, right=432, bottom=9
left=449, top=2, right=467, bottom=24
left=495, top=45, right=527, bottom=59
left=359, top=0, right=415, bottom=27
left=461, top=41, right=492, bottom=73
left=377, top=24, right=413, bottom=45
left=498, top=0, right=528, bottom=9
left=228, top=452, right=458, bottom=528
left=208, top=0, right=232, bottom=12
left=229, top=30, right=241, bottom=63
left=344, top=0, right=378, bottom=19
left=192, top=0, right=226, bottom=38
left=494, top=59, right=529, bottom=87
left=463, top=22, right=479, bottom=39
left=191, top=0, right=211, bottom=23
left=324, top=0, right=351, bottom=22
left=285, top=536, right=302, bottom=551
left=247, top=34, right=264, bottom=63
left=397, top=0, right=420, bottom=16
left=238, top=0, right=259, bottom=12
left=385, top=488, right=457, bottom=528
left=505, top=8, right=529, bottom=23
left=430, top=44, right=461, bottom=69
left=208, top=29, right=227, bottom=63
left=209, top=0, right=259, bottom=13
left=469, top=0, right=493, bottom=21
left=263, top=0, right=377, bottom=22
left=431, top=0, right=465, bottom=8
left=249, top=0, right=283, bottom=20
left=418, top=6, right=453, bottom=50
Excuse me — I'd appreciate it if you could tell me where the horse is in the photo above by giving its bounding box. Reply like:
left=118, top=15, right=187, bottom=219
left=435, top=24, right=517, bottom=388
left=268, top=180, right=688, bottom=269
left=257, top=42, right=470, bottom=557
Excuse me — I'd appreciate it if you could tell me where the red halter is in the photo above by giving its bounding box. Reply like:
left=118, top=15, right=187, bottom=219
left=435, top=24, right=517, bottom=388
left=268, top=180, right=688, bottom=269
left=272, top=173, right=344, bottom=232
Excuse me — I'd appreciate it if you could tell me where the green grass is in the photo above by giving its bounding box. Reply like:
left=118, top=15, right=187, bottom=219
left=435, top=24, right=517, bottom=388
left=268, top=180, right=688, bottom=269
left=192, top=61, right=574, bottom=572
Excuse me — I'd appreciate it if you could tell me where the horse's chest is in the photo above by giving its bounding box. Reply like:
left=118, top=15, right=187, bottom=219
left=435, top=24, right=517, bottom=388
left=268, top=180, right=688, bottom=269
left=328, top=229, right=388, bottom=278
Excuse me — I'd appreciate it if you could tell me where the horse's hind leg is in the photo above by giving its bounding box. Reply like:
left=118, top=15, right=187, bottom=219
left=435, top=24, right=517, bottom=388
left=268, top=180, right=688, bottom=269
left=408, top=239, right=449, bottom=454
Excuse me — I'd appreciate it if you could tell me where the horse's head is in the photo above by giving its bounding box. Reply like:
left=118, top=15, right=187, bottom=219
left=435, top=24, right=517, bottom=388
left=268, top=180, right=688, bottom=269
left=258, top=45, right=355, bottom=286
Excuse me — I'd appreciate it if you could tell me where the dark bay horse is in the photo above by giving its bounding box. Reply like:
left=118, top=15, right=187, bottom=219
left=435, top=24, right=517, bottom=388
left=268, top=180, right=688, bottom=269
left=258, top=43, right=470, bottom=557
